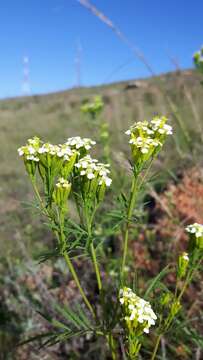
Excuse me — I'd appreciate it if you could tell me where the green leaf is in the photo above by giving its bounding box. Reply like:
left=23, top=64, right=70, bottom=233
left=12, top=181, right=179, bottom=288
left=144, top=264, right=171, bottom=298
left=18, top=332, right=55, bottom=347
left=52, top=319, right=71, bottom=331
left=54, top=303, right=89, bottom=330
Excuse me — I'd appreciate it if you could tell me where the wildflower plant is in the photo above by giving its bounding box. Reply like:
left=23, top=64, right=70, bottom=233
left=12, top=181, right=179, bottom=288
left=150, top=224, right=203, bottom=360
left=81, top=95, right=104, bottom=119
left=122, top=116, right=173, bottom=278
left=80, top=96, right=111, bottom=162
left=18, top=114, right=202, bottom=359
left=193, top=46, right=203, bottom=74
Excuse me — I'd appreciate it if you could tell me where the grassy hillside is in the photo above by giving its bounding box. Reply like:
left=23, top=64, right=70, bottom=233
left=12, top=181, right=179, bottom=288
left=0, top=69, right=203, bottom=257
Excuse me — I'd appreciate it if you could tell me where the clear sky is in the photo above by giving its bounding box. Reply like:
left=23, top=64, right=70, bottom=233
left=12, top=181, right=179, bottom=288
left=1, top=0, right=203, bottom=98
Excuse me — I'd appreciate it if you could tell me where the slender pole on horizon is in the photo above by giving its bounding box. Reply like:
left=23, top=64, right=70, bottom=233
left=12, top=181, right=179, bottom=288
left=22, top=55, right=31, bottom=96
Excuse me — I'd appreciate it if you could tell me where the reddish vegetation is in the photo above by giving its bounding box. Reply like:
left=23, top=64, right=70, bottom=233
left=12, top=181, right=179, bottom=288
left=133, top=167, right=203, bottom=272
left=154, top=167, right=203, bottom=251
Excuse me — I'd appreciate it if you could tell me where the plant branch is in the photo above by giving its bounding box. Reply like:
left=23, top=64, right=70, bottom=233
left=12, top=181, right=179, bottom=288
left=121, top=174, right=138, bottom=279
left=151, top=334, right=162, bottom=360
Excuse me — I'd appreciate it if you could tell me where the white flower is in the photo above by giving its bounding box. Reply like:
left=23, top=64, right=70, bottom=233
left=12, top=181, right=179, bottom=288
left=27, top=146, right=36, bottom=154
left=104, top=176, right=112, bottom=186
left=87, top=172, right=95, bottom=179
left=182, top=252, right=189, bottom=261
left=66, top=136, right=96, bottom=150
left=186, top=223, right=203, bottom=238
left=119, top=287, right=157, bottom=334
left=125, top=129, right=131, bottom=135
left=18, top=137, right=41, bottom=162
left=37, top=143, right=77, bottom=164
left=56, top=178, right=71, bottom=189
left=27, top=155, right=39, bottom=161
left=81, top=161, right=88, bottom=168
left=18, top=147, right=25, bottom=156
left=75, top=155, right=112, bottom=187
left=38, top=146, right=49, bottom=154
left=38, top=143, right=59, bottom=156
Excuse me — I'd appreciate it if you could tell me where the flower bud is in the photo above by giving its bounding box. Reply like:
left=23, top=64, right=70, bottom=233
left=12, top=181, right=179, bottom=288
left=160, top=292, right=172, bottom=306
left=177, top=252, right=189, bottom=279
left=170, top=300, right=181, bottom=317
left=52, top=178, right=71, bottom=210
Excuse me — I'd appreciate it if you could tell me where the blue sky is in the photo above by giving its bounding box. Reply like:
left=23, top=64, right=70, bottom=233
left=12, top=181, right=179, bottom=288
left=0, top=0, right=203, bottom=98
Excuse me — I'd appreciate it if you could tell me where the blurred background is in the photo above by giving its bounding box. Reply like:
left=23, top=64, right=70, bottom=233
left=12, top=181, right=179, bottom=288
left=0, top=1, right=203, bottom=359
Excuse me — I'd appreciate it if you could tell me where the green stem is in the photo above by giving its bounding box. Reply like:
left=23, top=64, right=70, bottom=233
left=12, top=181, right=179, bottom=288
left=63, top=252, right=95, bottom=318
left=85, top=206, right=106, bottom=329
left=151, top=334, right=162, bottom=360
left=57, top=212, right=96, bottom=318
left=177, top=257, right=202, bottom=302
left=121, top=175, right=138, bottom=278
left=107, top=334, right=117, bottom=360
left=86, top=208, right=103, bottom=293
left=90, top=242, right=102, bottom=291
left=31, top=178, right=54, bottom=221
left=74, top=192, right=84, bottom=225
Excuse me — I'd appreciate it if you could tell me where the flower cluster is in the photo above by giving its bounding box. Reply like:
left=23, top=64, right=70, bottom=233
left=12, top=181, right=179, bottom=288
left=18, top=136, right=111, bottom=206
left=119, top=287, right=157, bottom=334
left=125, top=116, right=172, bottom=166
left=18, top=137, right=80, bottom=182
left=18, top=138, right=79, bottom=163
left=66, top=136, right=96, bottom=151
left=80, top=96, right=104, bottom=118
left=18, top=136, right=41, bottom=162
left=186, top=223, right=203, bottom=238
left=193, top=46, right=203, bottom=73
left=186, top=223, right=203, bottom=249
left=151, top=117, right=173, bottom=135
left=75, top=155, right=112, bottom=187
left=38, top=142, right=76, bottom=160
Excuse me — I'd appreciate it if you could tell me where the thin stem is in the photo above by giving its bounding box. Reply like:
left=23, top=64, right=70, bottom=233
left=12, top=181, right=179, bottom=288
left=107, top=334, right=117, bottom=360
left=85, top=204, right=103, bottom=293
left=63, top=252, right=95, bottom=318
left=138, top=159, right=153, bottom=191
left=31, top=179, right=50, bottom=217
left=151, top=334, right=162, bottom=360
left=121, top=175, right=138, bottom=278
left=120, top=160, right=153, bottom=281
left=177, top=257, right=202, bottom=302
left=73, top=192, right=84, bottom=225
left=90, top=242, right=102, bottom=291
left=57, top=211, right=96, bottom=318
